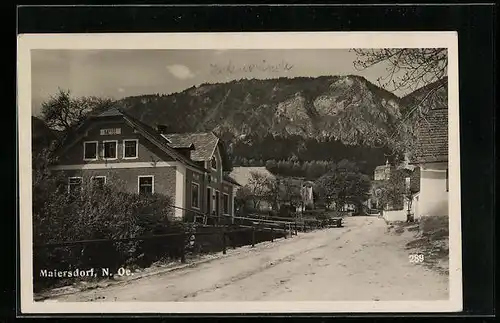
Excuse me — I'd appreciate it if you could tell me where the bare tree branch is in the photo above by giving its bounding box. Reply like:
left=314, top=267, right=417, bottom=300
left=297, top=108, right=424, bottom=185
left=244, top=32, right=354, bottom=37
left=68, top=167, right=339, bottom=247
left=40, top=88, right=115, bottom=134
left=352, top=48, right=448, bottom=157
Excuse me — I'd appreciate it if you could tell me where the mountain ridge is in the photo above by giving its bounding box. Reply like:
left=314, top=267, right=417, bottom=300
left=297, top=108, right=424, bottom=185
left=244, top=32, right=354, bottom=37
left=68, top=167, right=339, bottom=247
left=33, top=75, right=447, bottom=175
left=115, top=75, right=405, bottom=146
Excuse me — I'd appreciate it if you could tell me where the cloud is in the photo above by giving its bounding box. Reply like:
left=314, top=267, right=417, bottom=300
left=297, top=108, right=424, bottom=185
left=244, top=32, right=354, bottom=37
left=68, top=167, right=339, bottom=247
left=166, top=64, right=195, bottom=79
left=117, top=88, right=125, bottom=93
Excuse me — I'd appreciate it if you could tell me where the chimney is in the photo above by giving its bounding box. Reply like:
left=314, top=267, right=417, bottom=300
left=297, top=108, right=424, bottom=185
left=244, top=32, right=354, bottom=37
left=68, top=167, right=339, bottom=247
left=156, top=124, right=168, bottom=134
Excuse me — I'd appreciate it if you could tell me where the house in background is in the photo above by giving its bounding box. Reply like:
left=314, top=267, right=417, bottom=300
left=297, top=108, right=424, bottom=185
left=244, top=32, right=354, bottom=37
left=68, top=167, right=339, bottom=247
left=410, top=107, right=449, bottom=218
left=373, top=159, right=393, bottom=181
left=368, top=160, right=393, bottom=210
left=49, top=107, right=240, bottom=221
left=369, top=156, right=421, bottom=222
left=300, top=180, right=314, bottom=210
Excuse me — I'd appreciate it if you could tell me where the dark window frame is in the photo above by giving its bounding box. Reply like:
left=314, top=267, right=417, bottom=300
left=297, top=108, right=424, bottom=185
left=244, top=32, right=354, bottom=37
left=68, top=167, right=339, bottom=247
left=83, top=141, right=98, bottom=160
left=211, top=156, right=217, bottom=170
left=68, top=177, right=83, bottom=195
left=191, top=182, right=200, bottom=209
left=91, top=176, right=106, bottom=190
left=123, top=139, right=138, bottom=159
left=223, top=193, right=229, bottom=215
left=138, top=176, right=154, bottom=195
left=103, top=140, right=118, bottom=160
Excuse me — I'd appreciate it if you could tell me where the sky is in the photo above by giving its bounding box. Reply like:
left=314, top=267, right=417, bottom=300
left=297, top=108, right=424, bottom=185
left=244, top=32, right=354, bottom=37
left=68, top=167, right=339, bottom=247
left=31, top=49, right=407, bottom=116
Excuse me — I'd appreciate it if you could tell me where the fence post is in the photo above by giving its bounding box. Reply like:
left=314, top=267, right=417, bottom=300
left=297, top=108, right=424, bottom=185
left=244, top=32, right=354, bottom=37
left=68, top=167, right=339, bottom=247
left=222, top=230, right=227, bottom=255
left=271, top=227, right=274, bottom=242
left=180, top=232, right=186, bottom=264
left=283, top=224, right=287, bottom=239
left=294, top=222, right=298, bottom=235
left=289, top=223, right=292, bottom=237
left=251, top=226, right=255, bottom=247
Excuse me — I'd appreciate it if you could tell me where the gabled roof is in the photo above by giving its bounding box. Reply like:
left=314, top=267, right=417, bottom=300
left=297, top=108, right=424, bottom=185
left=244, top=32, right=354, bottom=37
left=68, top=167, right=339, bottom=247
left=97, top=106, right=124, bottom=117
left=162, top=131, right=233, bottom=171
left=163, top=132, right=218, bottom=161
left=412, top=108, right=448, bottom=164
left=120, top=112, right=206, bottom=171
left=53, top=108, right=207, bottom=172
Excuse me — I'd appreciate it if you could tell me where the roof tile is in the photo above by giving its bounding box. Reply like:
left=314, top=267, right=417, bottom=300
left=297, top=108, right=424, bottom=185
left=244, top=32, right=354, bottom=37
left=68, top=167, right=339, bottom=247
left=412, top=108, right=448, bottom=164
left=162, top=132, right=218, bottom=161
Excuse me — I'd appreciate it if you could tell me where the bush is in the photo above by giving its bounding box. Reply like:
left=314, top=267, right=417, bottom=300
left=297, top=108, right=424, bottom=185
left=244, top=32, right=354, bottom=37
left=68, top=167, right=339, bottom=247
left=278, top=204, right=296, bottom=217
left=303, top=209, right=327, bottom=220
left=32, top=174, right=178, bottom=291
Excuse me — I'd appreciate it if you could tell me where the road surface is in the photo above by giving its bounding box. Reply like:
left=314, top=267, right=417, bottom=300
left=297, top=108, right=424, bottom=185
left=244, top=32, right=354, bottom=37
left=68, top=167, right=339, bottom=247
left=48, top=216, right=449, bottom=302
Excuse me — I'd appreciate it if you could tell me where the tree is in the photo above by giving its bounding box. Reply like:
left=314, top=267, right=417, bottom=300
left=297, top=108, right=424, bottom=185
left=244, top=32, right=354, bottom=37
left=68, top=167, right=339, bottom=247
left=352, top=48, right=448, bottom=155
left=41, top=88, right=115, bottom=133
left=245, top=171, right=275, bottom=210
left=306, top=161, right=321, bottom=179
left=234, top=186, right=252, bottom=215
left=280, top=177, right=302, bottom=210
left=352, top=48, right=447, bottom=94
left=378, top=168, right=420, bottom=221
left=314, top=162, right=371, bottom=212
left=265, top=159, right=278, bottom=174
left=265, top=178, right=281, bottom=211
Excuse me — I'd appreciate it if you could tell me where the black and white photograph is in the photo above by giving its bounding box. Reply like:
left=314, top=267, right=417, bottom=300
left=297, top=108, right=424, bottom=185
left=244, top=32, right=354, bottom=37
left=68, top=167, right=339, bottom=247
left=18, top=32, right=462, bottom=313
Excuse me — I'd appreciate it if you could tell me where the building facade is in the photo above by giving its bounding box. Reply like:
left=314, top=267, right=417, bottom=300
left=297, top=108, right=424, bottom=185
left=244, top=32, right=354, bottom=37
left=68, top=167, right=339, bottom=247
left=411, top=108, right=449, bottom=219
left=373, top=160, right=392, bottom=181
left=50, top=107, right=240, bottom=221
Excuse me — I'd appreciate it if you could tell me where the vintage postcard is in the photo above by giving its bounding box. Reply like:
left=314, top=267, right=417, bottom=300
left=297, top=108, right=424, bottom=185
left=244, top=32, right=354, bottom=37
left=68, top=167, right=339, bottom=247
left=18, top=32, right=462, bottom=314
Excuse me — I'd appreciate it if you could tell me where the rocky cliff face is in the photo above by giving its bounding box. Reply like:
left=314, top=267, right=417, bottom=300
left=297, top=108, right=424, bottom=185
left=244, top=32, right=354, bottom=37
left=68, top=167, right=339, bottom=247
left=115, top=75, right=405, bottom=147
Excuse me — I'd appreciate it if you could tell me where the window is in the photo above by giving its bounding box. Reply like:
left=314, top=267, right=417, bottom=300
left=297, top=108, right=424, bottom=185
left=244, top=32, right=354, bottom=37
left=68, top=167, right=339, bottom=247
left=212, top=190, right=217, bottom=213
left=191, top=182, right=200, bottom=209
left=91, top=176, right=106, bottom=189
left=446, top=169, right=449, bottom=192
left=223, top=193, right=229, bottom=215
left=211, top=156, right=217, bottom=170
left=83, top=141, right=98, bottom=160
left=103, top=140, right=118, bottom=159
left=123, top=139, right=138, bottom=159
left=68, top=177, right=83, bottom=194
left=138, top=176, right=154, bottom=195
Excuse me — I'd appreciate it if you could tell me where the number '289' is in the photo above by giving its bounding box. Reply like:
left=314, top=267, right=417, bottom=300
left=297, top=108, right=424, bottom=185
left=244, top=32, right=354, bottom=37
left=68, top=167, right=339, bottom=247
left=409, top=254, right=424, bottom=263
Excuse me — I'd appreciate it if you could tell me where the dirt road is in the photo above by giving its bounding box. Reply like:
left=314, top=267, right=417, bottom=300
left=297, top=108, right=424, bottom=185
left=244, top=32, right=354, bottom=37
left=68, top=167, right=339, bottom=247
left=48, top=216, right=448, bottom=302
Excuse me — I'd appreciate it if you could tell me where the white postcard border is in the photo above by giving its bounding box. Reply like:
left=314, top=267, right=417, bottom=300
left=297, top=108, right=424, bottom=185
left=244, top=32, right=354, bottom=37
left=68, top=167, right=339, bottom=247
left=18, top=31, right=462, bottom=314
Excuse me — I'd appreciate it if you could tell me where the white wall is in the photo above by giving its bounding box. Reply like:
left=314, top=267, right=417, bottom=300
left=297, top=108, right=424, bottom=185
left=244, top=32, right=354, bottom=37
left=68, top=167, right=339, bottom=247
left=383, top=209, right=407, bottom=222
left=175, top=164, right=186, bottom=219
left=417, top=162, right=448, bottom=219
